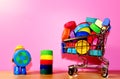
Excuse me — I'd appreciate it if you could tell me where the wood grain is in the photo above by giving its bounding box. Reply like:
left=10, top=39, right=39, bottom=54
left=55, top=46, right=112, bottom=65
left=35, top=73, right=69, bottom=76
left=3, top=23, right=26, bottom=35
left=0, top=70, right=120, bottom=79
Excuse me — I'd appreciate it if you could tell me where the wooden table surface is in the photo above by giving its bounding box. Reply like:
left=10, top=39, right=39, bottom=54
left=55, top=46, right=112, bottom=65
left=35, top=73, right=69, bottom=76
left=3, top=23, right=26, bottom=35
left=0, top=70, right=120, bottom=79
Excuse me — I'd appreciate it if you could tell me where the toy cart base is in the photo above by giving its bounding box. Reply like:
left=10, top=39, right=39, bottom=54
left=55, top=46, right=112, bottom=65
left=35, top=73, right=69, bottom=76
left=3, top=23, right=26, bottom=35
left=62, top=33, right=109, bottom=78
left=68, top=56, right=109, bottom=78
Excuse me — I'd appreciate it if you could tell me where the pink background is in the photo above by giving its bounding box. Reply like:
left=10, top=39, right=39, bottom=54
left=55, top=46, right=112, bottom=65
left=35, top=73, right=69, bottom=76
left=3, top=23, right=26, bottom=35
left=0, top=0, right=119, bottom=71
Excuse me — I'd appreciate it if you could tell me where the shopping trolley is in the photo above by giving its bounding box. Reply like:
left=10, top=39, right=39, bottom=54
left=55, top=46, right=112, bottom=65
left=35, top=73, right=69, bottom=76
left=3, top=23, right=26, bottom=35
left=61, top=17, right=111, bottom=78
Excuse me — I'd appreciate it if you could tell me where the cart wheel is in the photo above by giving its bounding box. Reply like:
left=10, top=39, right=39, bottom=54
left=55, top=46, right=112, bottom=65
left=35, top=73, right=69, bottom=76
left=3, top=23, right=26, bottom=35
left=101, top=67, right=108, bottom=78
left=68, top=66, right=78, bottom=76
left=74, top=67, right=78, bottom=74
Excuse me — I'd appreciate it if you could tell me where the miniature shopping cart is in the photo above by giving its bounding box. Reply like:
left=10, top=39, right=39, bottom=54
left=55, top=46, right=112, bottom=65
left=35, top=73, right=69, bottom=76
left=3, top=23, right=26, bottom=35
left=61, top=17, right=111, bottom=78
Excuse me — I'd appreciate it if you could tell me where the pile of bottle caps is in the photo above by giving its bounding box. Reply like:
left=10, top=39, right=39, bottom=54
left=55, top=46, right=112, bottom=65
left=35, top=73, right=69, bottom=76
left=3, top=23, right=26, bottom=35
left=40, top=50, right=53, bottom=74
left=61, top=17, right=111, bottom=56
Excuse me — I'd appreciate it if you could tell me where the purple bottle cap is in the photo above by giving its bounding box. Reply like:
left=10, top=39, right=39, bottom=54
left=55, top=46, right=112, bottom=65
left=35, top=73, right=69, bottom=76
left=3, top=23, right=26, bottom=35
left=70, top=31, right=75, bottom=38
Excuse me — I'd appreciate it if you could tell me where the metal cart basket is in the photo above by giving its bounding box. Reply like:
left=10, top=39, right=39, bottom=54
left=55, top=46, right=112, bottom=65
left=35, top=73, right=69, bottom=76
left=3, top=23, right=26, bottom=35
left=61, top=18, right=111, bottom=78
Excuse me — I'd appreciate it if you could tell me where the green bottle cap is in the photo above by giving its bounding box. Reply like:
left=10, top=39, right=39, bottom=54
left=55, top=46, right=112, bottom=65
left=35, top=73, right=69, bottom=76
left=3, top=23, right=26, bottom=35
left=90, top=23, right=101, bottom=33
left=40, top=69, right=52, bottom=74
left=40, top=50, right=53, bottom=56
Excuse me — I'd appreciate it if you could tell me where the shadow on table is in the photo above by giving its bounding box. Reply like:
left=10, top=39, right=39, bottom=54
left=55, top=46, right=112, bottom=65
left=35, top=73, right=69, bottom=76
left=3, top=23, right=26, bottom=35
left=108, top=70, right=120, bottom=78
left=27, top=70, right=67, bottom=75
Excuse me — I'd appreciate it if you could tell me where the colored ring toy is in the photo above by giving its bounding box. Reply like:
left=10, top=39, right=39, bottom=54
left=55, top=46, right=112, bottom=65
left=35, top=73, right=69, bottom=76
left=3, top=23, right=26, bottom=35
left=13, top=49, right=31, bottom=67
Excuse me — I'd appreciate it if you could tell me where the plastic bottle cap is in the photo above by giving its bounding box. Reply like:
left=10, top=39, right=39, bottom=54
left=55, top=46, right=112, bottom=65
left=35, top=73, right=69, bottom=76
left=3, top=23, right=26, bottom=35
left=64, top=21, right=76, bottom=30
left=78, top=27, right=91, bottom=34
left=40, top=50, right=53, bottom=55
left=75, top=31, right=89, bottom=37
left=62, top=28, right=70, bottom=41
left=74, top=23, right=90, bottom=33
left=14, top=45, right=25, bottom=51
left=90, top=23, right=101, bottom=33
left=75, top=40, right=89, bottom=55
left=40, top=55, right=53, bottom=60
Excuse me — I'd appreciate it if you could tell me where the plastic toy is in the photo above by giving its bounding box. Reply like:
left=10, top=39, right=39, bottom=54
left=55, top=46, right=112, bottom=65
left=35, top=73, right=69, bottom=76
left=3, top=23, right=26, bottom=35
left=95, top=19, right=103, bottom=28
left=64, top=21, right=76, bottom=30
left=62, top=28, right=71, bottom=41
left=86, top=17, right=97, bottom=23
left=61, top=17, right=111, bottom=78
left=12, top=45, right=31, bottom=75
left=90, top=23, right=101, bottom=33
left=40, top=50, right=53, bottom=74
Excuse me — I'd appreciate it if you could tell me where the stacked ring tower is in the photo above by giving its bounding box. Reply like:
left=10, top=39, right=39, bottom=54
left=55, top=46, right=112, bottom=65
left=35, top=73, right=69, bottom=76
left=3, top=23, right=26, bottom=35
left=40, top=50, right=53, bottom=74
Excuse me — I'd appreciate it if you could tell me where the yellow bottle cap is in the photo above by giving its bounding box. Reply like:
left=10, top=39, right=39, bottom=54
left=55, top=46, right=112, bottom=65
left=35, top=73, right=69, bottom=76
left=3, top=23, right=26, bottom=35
left=75, top=40, right=89, bottom=55
left=78, top=27, right=91, bottom=34
left=14, top=45, right=25, bottom=51
left=40, top=55, right=53, bottom=60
